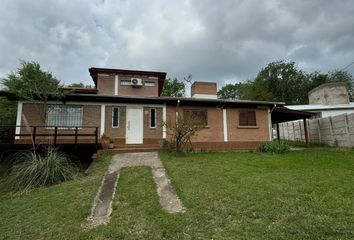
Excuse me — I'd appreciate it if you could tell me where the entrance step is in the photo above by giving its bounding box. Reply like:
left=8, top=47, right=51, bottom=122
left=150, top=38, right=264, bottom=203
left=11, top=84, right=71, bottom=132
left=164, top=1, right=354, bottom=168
left=98, top=144, right=160, bottom=154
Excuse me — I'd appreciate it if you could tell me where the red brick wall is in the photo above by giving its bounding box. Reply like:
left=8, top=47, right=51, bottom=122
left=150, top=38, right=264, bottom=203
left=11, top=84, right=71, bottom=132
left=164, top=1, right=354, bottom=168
left=166, top=105, right=270, bottom=150
left=96, top=73, right=159, bottom=97
left=18, top=103, right=100, bottom=144
left=227, top=108, right=270, bottom=141
left=191, top=81, right=217, bottom=96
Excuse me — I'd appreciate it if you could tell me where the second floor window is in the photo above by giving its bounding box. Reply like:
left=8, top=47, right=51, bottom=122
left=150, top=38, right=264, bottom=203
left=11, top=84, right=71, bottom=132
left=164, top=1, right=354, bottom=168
left=239, top=110, right=256, bottom=126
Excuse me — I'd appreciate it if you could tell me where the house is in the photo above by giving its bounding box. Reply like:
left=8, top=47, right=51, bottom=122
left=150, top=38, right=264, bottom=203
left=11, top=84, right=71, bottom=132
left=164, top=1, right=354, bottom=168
left=4, top=67, right=313, bottom=151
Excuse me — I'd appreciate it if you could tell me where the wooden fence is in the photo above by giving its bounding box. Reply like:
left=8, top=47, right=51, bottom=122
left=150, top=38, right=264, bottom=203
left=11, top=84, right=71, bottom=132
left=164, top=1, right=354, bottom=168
left=278, top=113, right=354, bottom=147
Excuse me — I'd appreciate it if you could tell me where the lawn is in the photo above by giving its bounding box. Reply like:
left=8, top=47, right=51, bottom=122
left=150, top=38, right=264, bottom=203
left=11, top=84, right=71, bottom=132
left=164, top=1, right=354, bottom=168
left=1, top=149, right=354, bottom=239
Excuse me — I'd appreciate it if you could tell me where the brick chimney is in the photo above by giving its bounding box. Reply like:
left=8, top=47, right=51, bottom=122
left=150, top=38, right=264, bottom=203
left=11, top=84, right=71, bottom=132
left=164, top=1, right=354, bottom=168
left=191, top=81, right=217, bottom=99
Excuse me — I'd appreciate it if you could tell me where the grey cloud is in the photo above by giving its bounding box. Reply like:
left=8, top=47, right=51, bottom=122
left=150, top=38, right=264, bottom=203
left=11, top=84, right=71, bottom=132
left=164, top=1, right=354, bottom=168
left=0, top=0, right=353, bottom=90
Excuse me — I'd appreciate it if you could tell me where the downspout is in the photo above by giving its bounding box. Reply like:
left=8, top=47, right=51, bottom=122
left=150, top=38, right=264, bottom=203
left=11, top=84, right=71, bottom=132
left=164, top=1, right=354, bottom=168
left=268, top=104, right=277, bottom=141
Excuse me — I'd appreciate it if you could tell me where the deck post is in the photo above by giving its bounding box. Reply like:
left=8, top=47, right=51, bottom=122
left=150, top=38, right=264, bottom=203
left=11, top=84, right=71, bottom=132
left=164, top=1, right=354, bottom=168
left=276, top=123, right=280, bottom=141
left=303, top=118, right=309, bottom=144
left=54, top=126, right=58, bottom=145
left=75, top=127, right=78, bottom=145
left=95, top=127, right=99, bottom=147
left=32, top=126, right=37, bottom=144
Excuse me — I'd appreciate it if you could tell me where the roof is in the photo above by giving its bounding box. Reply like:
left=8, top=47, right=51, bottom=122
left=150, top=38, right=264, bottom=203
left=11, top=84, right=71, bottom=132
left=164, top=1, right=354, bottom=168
left=60, top=94, right=285, bottom=107
left=286, top=103, right=354, bottom=111
left=0, top=90, right=284, bottom=107
left=271, top=107, right=315, bottom=124
left=88, top=67, right=167, bottom=96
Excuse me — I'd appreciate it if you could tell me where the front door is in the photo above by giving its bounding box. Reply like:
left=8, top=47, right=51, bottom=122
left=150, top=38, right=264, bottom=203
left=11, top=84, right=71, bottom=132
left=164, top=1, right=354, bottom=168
left=126, top=107, right=143, bottom=144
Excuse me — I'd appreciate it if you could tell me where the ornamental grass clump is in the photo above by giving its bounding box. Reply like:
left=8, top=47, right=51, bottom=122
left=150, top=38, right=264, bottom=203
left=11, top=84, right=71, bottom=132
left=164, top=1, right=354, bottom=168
left=5, top=147, right=78, bottom=192
left=258, top=141, right=291, bottom=154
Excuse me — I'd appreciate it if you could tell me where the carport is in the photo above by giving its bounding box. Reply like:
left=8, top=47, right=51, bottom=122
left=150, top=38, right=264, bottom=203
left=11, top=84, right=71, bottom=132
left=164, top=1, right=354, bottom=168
left=271, top=107, right=315, bottom=143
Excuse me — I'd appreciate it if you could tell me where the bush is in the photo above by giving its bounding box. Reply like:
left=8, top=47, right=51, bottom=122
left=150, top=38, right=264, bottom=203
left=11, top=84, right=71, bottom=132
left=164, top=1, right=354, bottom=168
left=258, top=141, right=291, bottom=154
left=4, top=147, right=78, bottom=192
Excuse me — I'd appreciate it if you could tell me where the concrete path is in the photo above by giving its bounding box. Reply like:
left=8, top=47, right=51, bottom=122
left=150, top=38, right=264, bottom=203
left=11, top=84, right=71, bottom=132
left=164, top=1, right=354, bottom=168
left=83, top=152, right=184, bottom=228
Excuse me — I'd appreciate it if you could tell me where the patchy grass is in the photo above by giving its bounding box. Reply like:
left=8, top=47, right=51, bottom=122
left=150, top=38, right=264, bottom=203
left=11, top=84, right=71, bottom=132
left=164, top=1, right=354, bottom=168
left=1, top=149, right=354, bottom=239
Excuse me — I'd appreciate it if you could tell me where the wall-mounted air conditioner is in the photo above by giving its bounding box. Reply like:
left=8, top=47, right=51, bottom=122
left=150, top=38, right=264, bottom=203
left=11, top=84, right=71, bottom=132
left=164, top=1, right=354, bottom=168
left=131, top=78, right=143, bottom=87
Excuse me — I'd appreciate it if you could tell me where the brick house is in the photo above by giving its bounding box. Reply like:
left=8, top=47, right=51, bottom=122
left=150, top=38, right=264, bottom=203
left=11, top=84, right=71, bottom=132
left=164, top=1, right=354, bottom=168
left=9, top=67, right=311, bottom=151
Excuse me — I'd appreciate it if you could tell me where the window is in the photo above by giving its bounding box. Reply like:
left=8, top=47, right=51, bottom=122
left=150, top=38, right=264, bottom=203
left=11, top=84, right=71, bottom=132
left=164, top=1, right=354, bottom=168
left=46, top=105, right=83, bottom=128
left=150, top=108, right=157, bottom=128
left=145, top=81, right=156, bottom=87
left=183, top=109, right=208, bottom=125
left=120, top=80, right=131, bottom=85
left=239, top=110, right=256, bottom=126
left=112, top=107, right=119, bottom=128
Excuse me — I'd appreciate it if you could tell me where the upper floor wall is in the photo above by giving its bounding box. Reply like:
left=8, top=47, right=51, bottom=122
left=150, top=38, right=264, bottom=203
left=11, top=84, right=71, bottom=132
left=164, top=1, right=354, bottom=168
left=89, top=68, right=167, bottom=97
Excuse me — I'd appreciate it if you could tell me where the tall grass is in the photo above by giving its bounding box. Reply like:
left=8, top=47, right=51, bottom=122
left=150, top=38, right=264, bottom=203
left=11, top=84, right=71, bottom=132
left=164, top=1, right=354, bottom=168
left=4, top=147, right=78, bottom=192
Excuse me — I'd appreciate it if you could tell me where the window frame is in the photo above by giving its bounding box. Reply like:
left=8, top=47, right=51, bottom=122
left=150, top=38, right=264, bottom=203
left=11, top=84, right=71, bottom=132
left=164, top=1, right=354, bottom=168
left=150, top=108, right=157, bottom=128
left=120, top=79, right=131, bottom=86
left=112, top=106, right=120, bottom=128
left=144, top=81, right=156, bottom=87
left=238, top=110, right=257, bottom=127
left=45, top=104, right=83, bottom=130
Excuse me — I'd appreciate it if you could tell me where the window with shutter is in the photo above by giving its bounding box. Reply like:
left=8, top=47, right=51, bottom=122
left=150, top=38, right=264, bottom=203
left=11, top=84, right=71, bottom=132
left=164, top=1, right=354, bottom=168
left=239, top=110, right=256, bottom=126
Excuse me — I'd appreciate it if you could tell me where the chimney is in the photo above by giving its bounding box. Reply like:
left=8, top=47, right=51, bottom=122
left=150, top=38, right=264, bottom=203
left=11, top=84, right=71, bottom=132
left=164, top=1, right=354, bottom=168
left=191, top=81, right=217, bottom=99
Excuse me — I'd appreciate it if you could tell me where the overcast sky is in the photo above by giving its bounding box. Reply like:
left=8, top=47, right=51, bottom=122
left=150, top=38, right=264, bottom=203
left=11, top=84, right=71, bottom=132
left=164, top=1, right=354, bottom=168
left=0, top=0, right=353, bottom=89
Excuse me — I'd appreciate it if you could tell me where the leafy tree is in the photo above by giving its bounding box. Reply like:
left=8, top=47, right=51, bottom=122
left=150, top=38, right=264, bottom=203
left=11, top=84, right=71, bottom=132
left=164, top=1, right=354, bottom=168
left=161, top=78, right=185, bottom=97
left=2, top=61, right=63, bottom=121
left=66, top=82, right=93, bottom=88
left=2, top=61, right=62, bottom=101
left=1, top=61, right=63, bottom=149
left=217, top=82, right=252, bottom=100
left=250, top=61, right=308, bottom=104
left=0, top=97, right=17, bottom=143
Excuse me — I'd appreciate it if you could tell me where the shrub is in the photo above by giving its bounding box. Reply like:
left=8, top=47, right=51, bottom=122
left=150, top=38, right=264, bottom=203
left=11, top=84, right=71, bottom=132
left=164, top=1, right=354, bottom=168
left=4, top=147, right=78, bottom=192
left=258, top=141, right=291, bottom=154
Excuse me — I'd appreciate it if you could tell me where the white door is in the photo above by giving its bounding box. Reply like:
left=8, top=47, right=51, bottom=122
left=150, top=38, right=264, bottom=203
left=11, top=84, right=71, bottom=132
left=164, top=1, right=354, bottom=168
left=126, top=107, right=143, bottom=144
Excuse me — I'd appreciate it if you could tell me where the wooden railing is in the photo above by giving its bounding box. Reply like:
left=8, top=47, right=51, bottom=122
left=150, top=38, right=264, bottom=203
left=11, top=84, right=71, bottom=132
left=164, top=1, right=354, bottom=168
left=0, top=125, right=99, bottom=146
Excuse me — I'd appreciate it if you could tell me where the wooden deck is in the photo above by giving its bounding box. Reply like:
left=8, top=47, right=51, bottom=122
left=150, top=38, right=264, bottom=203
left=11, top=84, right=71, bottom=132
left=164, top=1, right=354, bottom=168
left=0, top=125, right=99, bottom=146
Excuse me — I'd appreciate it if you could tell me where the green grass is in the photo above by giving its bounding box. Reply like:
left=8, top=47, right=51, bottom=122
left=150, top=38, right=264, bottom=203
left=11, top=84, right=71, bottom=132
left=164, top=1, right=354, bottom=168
left=1, top=149, right=354, bottom=239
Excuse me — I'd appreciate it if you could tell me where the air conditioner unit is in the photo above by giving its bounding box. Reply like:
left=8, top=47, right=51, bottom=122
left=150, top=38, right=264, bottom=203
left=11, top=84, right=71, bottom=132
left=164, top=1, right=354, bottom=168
left=131, top=78, right=143, bottom=87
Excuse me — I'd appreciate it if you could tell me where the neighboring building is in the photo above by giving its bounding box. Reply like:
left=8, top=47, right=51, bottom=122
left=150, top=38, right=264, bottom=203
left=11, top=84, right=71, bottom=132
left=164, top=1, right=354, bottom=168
left=2, top=67, right=311, bottom=150
left=286, top=82, right=354, bottom=118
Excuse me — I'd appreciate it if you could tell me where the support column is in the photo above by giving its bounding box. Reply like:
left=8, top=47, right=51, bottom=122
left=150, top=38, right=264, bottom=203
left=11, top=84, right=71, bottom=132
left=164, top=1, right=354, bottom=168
left=15, top=101, right=23, bottom=140
left=100, top=104, right=106, bottom=137
left=303, top=118, right=309, bottom=144
left=223, top=108, right=228, bottom=142
left=276, top=123, right=280, bottom=141
left=162, top=103, right=167, bottom=139
left=114, top=75, right=119, bottom=95
left=268, top=108, right=272, bottom=141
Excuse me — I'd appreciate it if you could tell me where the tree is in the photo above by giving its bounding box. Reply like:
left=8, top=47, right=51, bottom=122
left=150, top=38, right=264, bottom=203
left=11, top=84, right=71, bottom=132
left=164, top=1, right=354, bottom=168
left=164, top=110, right=206, bottom=152
left=1, top=61, right=63, bottom=149
left=66, top=82, right=93, bottom=88
left=217, top=81, right=252, bottom=100
left=249, top=61, right=309, bottom=104
left=161, top=78, right=185, bottom=97
left=2, top=61, right=63, bottom=120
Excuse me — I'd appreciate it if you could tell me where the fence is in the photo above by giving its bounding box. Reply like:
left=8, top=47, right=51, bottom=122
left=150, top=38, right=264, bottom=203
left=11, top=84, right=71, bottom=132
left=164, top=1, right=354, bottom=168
left=278, top=113, right=354, bottom=147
